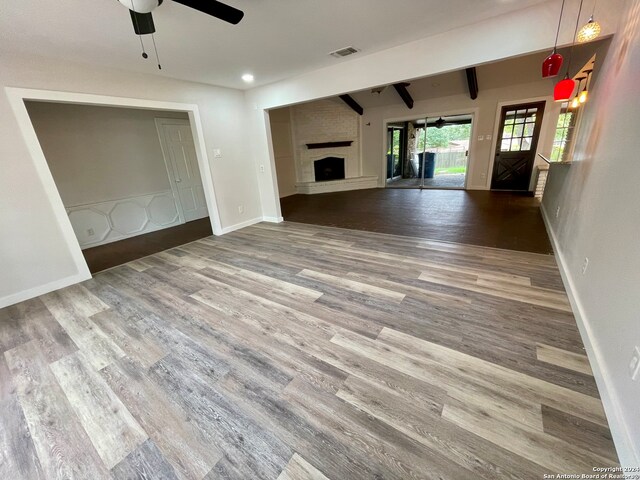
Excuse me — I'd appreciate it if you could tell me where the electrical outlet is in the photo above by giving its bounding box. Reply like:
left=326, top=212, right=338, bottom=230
left=581, top=257, right=589, bottom=275
left=87, top=228, right=95, bottom=236
left=486, top=134, right=492, bottom=141
left=555, top=205, right=561, bottom=218
left=213, top=149, right=222, bottom=158
left=260, top=165, right=265, bottom=173
left=630, top=347, right=640, bottom=381
left=238, top=205, right=244, bottom=214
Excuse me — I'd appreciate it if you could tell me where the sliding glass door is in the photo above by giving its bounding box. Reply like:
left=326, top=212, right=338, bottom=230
left=386, top=114, right=472, bottom=189
left=386, top=124, right=405, bottom=181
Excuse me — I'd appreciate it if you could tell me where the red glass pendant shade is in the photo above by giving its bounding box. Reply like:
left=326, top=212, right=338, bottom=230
left=554, top=76, right=576, bottom=102
left=542, top=51, right=564, bottom=77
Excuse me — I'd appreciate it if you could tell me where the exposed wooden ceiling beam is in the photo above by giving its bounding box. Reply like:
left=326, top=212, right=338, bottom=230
left=465, top=67, right=479, bottom=100
left=392, top=82, right=414, bottom=109
left=339, top=94, right=364, bottom=115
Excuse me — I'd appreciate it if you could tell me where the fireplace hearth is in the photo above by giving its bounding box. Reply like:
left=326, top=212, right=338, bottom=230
left=314, top=157, right=345, bottom=182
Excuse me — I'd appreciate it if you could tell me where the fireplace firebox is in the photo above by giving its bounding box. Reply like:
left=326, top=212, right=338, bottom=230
left=314, top=157, right=345, bottom=182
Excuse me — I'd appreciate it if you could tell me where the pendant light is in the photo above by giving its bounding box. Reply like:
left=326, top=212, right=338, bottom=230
left=570, top=77, right=586, bottom=108
left=577, top=0, right=601, bottom=43
left=579, top=69, right=593, bottom=103
left=555, top=75, right=577, bottom=102
left=543, top=0, right=567, bottom=78
left=554, top=0, right=585, bottom=102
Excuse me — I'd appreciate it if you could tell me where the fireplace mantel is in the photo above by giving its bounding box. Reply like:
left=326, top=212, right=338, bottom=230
left=306, top=141, right=353, bottom=149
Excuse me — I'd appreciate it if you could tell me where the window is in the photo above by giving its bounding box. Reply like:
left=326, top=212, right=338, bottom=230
left=500, top=108, right=538, bottom=152
left=551, top=102, right=577, bottom=162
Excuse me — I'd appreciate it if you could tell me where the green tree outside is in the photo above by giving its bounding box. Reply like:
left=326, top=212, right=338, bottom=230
left=416, top=124, right=471, bottom=150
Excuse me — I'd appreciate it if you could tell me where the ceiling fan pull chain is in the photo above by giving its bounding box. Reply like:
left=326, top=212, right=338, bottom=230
left=130, top=0, right=148, bottom=59
left=151, top=33, right=162, bottom=70
left=139, top=36, right=148, bottom=59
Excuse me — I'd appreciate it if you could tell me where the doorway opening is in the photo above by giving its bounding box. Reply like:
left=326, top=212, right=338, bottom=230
left=386, top=114, right=472, bottom=189
left=25, top=101, right=212, bottom=272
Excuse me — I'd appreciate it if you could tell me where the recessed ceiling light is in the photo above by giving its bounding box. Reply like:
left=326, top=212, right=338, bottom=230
left=242, top=73, right=254, bottom=83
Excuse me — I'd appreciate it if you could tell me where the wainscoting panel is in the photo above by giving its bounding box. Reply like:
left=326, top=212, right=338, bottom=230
left=66, top=191, right=181, bottom=249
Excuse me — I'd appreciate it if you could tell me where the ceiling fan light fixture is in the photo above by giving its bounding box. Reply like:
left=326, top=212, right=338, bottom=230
left=577, top=16, right=601, bottom=43
left=117, top=0, right=162, bottom=14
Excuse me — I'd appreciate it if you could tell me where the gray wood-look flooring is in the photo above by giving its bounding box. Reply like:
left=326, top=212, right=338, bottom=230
left=0, top=222, right=619, bottom=479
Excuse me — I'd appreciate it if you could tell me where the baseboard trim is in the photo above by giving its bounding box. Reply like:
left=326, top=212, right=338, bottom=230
left=219, top=217, right=263, bottom=235
left=262, top=216, right=284, bottom=223
left=541, top=205, right=639, bottom=468
left=0, top=271, right=92, bottom=309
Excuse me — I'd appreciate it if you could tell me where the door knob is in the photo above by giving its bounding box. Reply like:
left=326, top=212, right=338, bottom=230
left=175, top=178, right=182, bottom=183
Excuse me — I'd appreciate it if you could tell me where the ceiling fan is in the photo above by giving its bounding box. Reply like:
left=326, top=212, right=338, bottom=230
left=430, top=117, right=470, bottom=129
left=116, top=0, right=244, bottom=67
left=117, top=0, right=244, bottom=34
left=434, top=117, right=448, bottom=129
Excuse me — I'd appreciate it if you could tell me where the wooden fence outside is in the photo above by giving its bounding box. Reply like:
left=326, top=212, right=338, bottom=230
left=428, top=150, right=468, bottom=169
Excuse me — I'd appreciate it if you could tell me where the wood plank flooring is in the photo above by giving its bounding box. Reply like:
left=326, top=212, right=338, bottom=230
left=82, top=217, right=213, bottom=273
left=0, top=221, right=619, bottom=479
left=280, top=189, right=553, bottom=254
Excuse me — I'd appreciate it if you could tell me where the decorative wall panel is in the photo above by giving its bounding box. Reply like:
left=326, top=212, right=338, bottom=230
left=66, top=191, right=181, bottom=249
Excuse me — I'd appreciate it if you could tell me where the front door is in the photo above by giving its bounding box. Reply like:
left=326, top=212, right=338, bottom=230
left=156, top=119, right=209, bottom=222
left=491, top=102, right=545, bottom=191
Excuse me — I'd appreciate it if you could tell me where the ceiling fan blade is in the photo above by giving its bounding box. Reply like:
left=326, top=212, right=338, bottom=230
left=172, top=0, right=244, bottom=25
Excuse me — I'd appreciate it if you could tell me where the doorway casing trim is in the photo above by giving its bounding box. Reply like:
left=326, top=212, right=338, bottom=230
left=3, top=87, right=224, bottom=308
left=381, top=107, right=479, bottom=190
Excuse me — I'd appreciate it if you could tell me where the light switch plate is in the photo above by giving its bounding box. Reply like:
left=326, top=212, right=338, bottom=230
left=630, top=346, right=640, bottom=381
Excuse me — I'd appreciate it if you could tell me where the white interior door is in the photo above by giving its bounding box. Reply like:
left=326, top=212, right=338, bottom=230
left=156, top=118, right=209, bottom=222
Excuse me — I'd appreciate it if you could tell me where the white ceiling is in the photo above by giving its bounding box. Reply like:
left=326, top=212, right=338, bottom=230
left=0, top=0, right=553, bottom=90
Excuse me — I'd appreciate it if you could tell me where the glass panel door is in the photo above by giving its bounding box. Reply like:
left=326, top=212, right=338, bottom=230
left=491, top=101, right=546, bottom=191
left=386, top=115, right=471, bottom=189
left=386, top=123, right=415, bottom=187
left=420, top=115, right=472, bottom=189
left=386, top=125, right=404, bottom=182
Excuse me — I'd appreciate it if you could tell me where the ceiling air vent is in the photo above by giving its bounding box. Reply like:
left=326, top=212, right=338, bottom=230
left=329, top=46, right=360, bottom=58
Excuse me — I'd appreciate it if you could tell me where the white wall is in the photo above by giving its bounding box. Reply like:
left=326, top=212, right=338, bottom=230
left=245, top=0, right=623, bottom=219
left=0, top=52, right=261, bottom=306
left=268, top=107, right=297, bottom=198
left=541, top=0, right=640, bottom=468
left=25, top=102, right=186, bottom=206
